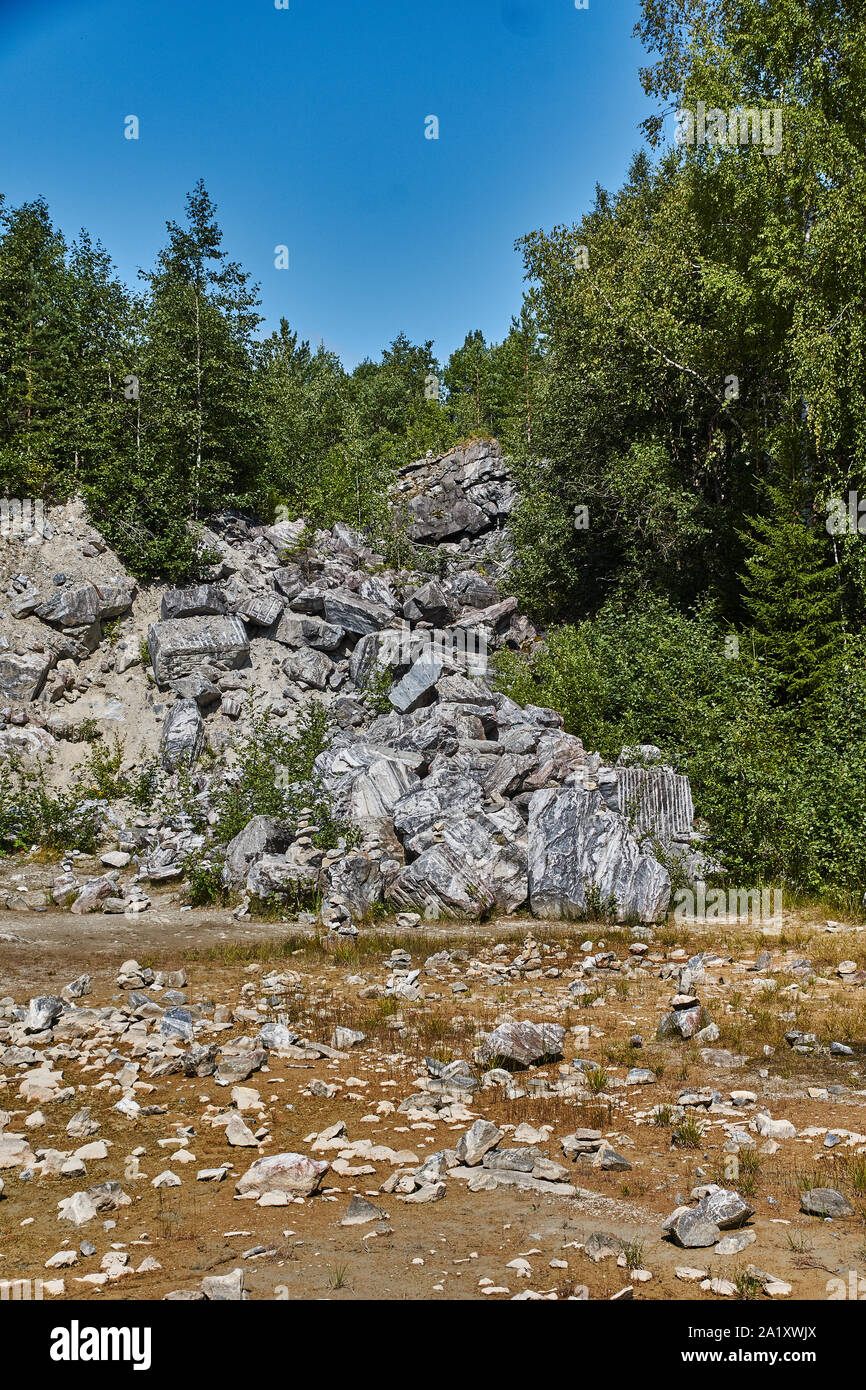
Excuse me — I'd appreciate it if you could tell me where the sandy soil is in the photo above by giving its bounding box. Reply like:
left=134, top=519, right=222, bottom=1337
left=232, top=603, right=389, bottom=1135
left=1, top=909, right=865, bottom=1302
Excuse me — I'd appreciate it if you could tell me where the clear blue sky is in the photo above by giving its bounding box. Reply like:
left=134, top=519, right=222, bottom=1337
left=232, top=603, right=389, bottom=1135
left=0, top=0, right=654, bottom=367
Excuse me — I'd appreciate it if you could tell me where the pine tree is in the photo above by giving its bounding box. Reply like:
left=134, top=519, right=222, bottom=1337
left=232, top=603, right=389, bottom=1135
left=0, top=198, right=76, bottom=495
left=739, top=483, right=842, bottom=705
left=141, top=180, right=262, bottom=521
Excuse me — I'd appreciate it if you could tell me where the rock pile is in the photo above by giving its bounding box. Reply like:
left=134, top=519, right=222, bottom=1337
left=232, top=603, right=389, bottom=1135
left=1, top=440, right=707, bottom=925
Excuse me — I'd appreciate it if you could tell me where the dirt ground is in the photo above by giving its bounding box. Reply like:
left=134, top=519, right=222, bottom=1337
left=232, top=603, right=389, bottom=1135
left=1, top=905, right=865, bottom=1302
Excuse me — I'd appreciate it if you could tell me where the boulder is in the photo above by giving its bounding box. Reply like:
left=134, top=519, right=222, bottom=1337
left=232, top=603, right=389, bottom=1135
left=390, top=810, right=527, bottom=919
left=315, top=743, right=422, bottom=824
left=243, top=592, right=285, bottom=628
left=800, top=1188, right=854, bottom=1218
left=389, top=654, right=450, bottom=714
left=598, top=763, right=694, bottom=844
left=264, top=518, right=306, bottom=553
left=36, top=582, right=101, bottom=628
left=322, top=589, right=393, bottom=635
left=224, top=816, right=294, bottom=884
left=528, top=785, right=671, bottom=923
left=159, top=699, right=205, bottom=771
left=93, top=576, right=137, bottom=619
left=169, top=670, right=220, bottom=706
left=697, top=1187, right=754, bottom=1230
left=275, top=612, right=344, bottom=651
left=403, top=581, right=452, bottom=625
left=0, top=651, right=51, bottom=701
left=476, top=1020, right=566, bottom=1069
left=147, top=615, right=249, bottom=686
left=666, top=1208, right=722, bottom=1249
left=456, top=1120, right=504, bottom=1166
left=235, top=1152, right=330, bottom=1199
left=392, top=769, right=484, bottom=843
left=160, top=584, right=227, bottom=620
left=281, top=647, right=335, bottom=690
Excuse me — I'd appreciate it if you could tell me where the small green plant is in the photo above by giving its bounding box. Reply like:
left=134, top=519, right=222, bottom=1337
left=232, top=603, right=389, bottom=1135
left=361, top=662, right=394, bottom=714
left=76, top=734, right=130, bottom=800
left=326, top=1263, right=349, bottom=1290
left=130, top=752, right=163, bottom=810
left=585, top=1066, right=609, bottom=1095
left=734, top=1269, right=763, bottom=1300
left=842, top=1154, right=866, bottom=1197
left=672, top=1115, right=706, bottom=1149
left=621, top=1238, right=645, bottom=1270
left=185, top=852, right=230, bottom=907
left=653, top=1104, right=675, bottom=1127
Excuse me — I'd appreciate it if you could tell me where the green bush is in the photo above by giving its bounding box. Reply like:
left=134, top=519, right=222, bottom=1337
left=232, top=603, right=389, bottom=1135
left=495, top=596, right=866, bottom=900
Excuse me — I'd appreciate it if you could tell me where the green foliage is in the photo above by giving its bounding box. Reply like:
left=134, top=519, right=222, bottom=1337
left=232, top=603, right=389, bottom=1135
left=360, top=662, right=394, bottom=715
left=739, top=482, right=842, bottom=705
left=0, top=757, right=103, bottom=855
left=75, top=735, right=131, bottom=801
left=184, top=851, right=230, bottom=908
left=207, top=696, right=334, bottom=846
left=496, top=596, right=866, bottom=898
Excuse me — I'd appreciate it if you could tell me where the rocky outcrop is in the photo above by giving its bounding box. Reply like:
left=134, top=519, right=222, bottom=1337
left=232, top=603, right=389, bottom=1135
left=0, top=441, right=706, bottom=929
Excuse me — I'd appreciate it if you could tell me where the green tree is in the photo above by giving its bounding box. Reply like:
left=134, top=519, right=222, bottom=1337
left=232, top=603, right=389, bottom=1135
left=739, top=483, right=842, bottom=705
left=0, top=197, right=76, bottom=495
left=141, top=179, right=262, bottom=522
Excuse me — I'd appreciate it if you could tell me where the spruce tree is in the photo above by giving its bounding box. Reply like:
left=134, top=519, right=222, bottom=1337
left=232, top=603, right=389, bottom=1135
left=141, top=180, right=262, bottom=521
left=0, top=198, right=76, bottom=495
left=739, top=483, right=842, bottom=705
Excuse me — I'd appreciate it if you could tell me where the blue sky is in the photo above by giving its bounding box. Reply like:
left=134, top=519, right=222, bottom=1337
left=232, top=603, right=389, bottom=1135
left=0, top=0, right=654, bottom=367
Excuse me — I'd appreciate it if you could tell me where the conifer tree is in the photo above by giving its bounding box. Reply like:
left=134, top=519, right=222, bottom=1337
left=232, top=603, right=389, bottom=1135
left=0, top=198, right=76, bottom=495
left=141, top=179, right=262, bottom=521
left=739, top=483, right=842, bottom=705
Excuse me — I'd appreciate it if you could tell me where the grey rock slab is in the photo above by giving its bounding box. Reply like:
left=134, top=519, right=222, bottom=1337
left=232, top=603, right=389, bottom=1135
left=235, top=1153, right=330, bottom=1198
left=716, top=1229, right=757, bottom=1255
left=94, top=576, right=136, bottom=619
left=215, top=1050, right=267, bottom=1086
left=224, top=816, right=293, bottom=885
left=243, top=592, right=284, bottom=627
left=800, top=1188, right=854, bottom=1218
left=389, top=654, right=450, bottom=714
left=322, top=589, right=392, bottom=635
left=528, top=785, right=670, bottom=923
left=0, top=651, right=51, bottom=701
left=281, top=646, right=335, bottom=690
left=201, top=1268, right=248, bottom=1301
left=160, top=584, right=227, bottom=620
left=452, top=1166, right=578, bottom=1198
left=389, top=811, right=527, bottom=919
left=456, top=1120, right=504, bottom=1166
left=148, top=615, right=249, bottom=686
left=275, top=612, right=344, bottom=651
left=392, top=770, right=484, bottom=842
left=264, top=518, right=306, bottom=553
left=315, top=742, right=422, bottom=823
left=26, top=995, right=65, bottom=1031
left=159, top=699, right=205, bottom=772
left=36, top=582, right=101, bottom=628
left=341, top=1195, right=389, bottom=1226
left=476, top=1019, right=565, bottom=1069
left=666, top=1209, right=722, bottom=1249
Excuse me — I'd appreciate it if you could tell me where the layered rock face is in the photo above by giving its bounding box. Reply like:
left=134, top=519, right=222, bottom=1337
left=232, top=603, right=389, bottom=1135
left=0, top=441, right=705, bottom=925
